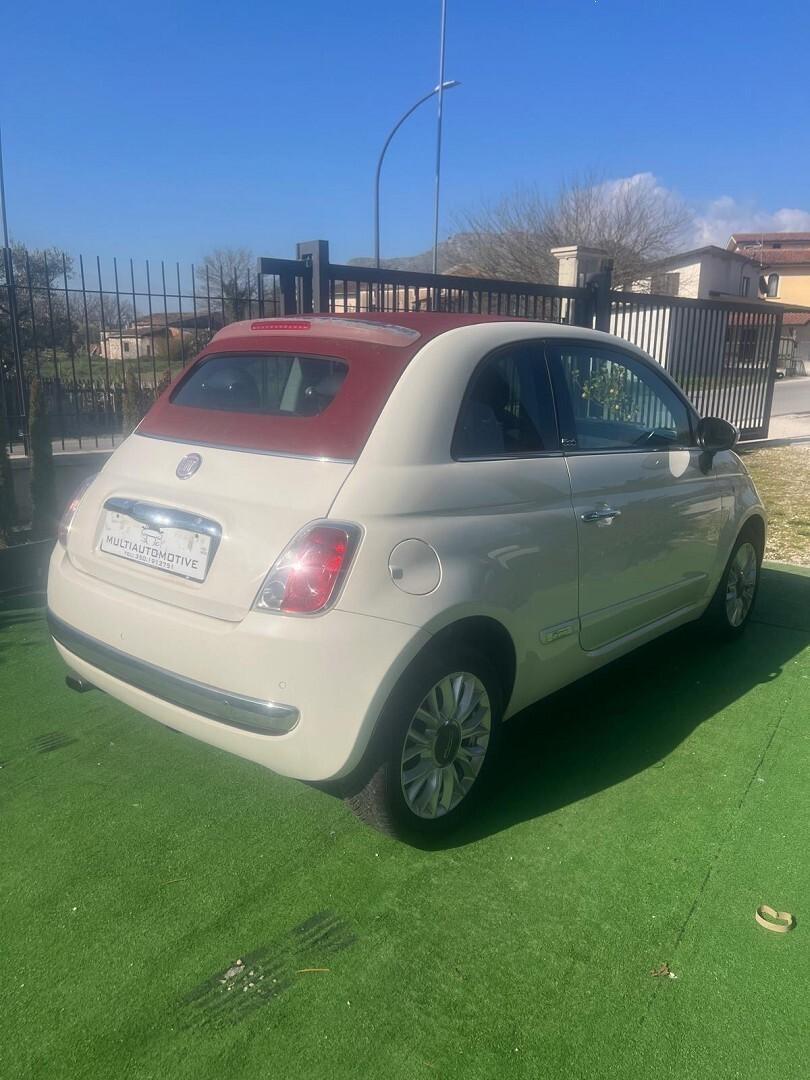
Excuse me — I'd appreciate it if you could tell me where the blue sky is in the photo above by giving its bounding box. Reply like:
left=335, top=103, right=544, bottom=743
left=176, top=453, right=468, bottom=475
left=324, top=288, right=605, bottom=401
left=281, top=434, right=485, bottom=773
left=3, top=0, right=809, bottom=267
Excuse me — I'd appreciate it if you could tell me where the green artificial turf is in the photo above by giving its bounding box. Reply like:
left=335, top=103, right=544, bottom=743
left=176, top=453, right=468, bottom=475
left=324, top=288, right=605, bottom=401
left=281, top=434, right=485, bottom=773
left=1, top=565, right=809, bottom=1079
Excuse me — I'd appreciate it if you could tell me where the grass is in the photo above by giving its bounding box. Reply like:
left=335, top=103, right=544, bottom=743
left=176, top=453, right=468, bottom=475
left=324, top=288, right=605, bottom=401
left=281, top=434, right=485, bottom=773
left=741, top=445, right=810, bottom=566
left=2, top=567, right=810, bottom=1080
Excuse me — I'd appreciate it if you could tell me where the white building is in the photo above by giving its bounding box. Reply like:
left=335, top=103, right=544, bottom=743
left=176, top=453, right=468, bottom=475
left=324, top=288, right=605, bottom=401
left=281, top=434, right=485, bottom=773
left=98, top=313, right=219, bottom=363
left=636, top=245, right=762, bottom=299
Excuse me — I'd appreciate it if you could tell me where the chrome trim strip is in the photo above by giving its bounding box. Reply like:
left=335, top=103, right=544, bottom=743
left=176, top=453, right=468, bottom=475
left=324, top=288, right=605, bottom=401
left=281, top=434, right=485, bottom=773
left=134, top=431, right=355, bottom=465
left=47, top=611, right=299, bottom=736
left=103, top=498, right=222, bottom=540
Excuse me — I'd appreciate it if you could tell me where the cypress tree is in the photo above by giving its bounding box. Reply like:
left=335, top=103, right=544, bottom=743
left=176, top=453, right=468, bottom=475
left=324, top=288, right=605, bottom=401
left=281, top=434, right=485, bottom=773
left=122, top=369, right=144, bottom=435
left=29, top=378, right=57, bottom=539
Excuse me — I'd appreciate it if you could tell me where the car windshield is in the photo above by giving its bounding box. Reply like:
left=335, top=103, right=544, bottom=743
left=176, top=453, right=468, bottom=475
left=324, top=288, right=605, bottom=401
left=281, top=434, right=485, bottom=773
left=171, top=353, right=348, bottom=417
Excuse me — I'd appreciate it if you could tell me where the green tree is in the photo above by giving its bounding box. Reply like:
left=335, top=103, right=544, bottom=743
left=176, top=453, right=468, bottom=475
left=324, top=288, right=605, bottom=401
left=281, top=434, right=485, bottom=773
left=28, top=378, right=57, bottom=539
left=1, top=243, right=133, bottom=380
left=1, top=245, right=74, bottom=369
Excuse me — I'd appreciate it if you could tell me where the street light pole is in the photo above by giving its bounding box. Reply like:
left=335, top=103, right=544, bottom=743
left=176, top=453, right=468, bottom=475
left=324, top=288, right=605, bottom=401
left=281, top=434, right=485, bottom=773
left=373, top=79, right=460, bottom=269
left=0, top=123, right=11, bottom=253
left=432, top=0, right=448, bottom=275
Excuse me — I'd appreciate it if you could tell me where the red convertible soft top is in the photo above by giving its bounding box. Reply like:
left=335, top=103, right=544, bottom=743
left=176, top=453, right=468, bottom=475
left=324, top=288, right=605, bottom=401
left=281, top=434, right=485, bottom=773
left=136, top=313, right=522, bottom=461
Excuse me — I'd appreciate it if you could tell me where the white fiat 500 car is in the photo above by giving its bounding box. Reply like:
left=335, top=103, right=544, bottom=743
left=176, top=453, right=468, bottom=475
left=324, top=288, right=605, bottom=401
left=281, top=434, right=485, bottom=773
left=48, top=314, right=765, bottom=838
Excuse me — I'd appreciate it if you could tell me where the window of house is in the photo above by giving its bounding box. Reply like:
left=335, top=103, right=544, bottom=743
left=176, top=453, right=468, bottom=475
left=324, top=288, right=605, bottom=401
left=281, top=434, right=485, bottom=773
left=548, top=343, right=692, bottom=451
left=741, top=276, right=750, bottom=297
left=767, top=273, right=779, bottom=297
left=123, top=341, right=131, bottom=353
left=453, top=345, right=557, bottom=458
left=650, top=271, right=680, bottom=296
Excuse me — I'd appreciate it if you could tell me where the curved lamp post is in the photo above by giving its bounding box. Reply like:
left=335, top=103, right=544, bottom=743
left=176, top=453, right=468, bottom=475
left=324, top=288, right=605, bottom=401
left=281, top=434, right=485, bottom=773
left=373, top=80, right=460, bottom=269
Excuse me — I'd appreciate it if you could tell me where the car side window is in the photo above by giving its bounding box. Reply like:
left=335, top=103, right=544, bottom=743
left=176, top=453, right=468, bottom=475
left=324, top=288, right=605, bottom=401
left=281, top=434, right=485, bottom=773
left=548, top=343, right=693, bottom=451
left=453, top=345, right=558, bottom=458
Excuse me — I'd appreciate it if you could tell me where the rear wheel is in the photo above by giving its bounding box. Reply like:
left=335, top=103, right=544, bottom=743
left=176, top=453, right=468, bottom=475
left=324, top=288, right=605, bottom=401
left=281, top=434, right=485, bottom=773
left=703, top=526, right=762, bottom=636
left=346, top=644, right=503, bottom=840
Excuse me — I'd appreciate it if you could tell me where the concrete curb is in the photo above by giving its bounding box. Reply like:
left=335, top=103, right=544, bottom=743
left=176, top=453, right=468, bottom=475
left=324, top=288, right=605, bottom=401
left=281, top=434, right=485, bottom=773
left=739, top=435, right=810, bottom=450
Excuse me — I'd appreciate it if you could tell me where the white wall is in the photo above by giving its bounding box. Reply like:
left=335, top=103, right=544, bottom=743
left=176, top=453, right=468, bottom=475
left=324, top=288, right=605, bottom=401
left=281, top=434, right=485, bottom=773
left=642, top=254, right=757, bottom=300
left=100, top=333, right=161, bottom=361
left=695, top=256, right=757, bottom=300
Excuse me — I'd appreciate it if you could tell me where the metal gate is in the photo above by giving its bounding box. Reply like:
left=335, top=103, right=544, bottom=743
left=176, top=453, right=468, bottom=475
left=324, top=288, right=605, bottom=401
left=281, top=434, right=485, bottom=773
left=1, top=240, right=793, bottom=453
left=608, top=292, right=782, bottom=440
left=258, top=245, right=784, bottom=441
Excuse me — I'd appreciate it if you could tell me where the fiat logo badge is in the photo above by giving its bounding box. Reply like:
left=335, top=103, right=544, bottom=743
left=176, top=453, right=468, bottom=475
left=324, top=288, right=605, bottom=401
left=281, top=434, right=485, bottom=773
left=176, top=453, right=202, bottom=479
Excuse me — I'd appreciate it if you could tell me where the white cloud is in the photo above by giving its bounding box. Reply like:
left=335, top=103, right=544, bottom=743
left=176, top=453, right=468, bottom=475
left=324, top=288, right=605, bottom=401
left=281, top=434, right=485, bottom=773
left=693, top=196, right=810, bottom=247
left=590, top=175, right=810, bottom=250
left=599, top=171, right=660, bottom=196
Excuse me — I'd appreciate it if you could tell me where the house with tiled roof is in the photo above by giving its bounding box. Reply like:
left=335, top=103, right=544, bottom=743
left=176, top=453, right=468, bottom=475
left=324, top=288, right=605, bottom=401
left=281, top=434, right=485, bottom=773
left=636, top=244, right=762, bottom=299
left=727, top=232, right=810, bottom=306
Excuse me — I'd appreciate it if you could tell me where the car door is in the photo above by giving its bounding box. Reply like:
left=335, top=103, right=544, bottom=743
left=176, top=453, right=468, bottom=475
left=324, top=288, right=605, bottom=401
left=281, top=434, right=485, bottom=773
left=546, top=339, right=722, bottom=652
left=451, top=340, right=580, bottom=711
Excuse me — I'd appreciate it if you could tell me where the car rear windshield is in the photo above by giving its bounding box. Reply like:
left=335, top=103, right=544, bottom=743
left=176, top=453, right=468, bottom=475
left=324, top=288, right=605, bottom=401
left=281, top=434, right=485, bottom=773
left=137, top=337, right=417, bottom=461
left=171, top=353, right=348, bottom=417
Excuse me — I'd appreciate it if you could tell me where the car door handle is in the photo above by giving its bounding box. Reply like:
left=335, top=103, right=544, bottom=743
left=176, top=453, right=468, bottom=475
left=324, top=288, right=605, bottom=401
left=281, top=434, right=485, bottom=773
left=581, top=507, right=622, bottom=523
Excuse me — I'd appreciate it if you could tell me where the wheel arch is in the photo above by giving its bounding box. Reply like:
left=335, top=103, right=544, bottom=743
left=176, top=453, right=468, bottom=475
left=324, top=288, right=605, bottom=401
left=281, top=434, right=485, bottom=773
left=739, top=511, right=766, bottom=557
left=333, top=613, right=516, bottom=802
left=423, top=614, right=517, bottom=709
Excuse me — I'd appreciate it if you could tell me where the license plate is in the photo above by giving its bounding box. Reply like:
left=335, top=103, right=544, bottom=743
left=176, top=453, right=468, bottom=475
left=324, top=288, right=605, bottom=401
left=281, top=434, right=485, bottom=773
left=99, top=510, right=212, bottom=581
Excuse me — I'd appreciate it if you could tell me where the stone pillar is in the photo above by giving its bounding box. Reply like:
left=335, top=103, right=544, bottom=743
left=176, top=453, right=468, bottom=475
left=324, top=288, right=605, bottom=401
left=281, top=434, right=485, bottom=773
left=550, top=245, right=611, bottom=288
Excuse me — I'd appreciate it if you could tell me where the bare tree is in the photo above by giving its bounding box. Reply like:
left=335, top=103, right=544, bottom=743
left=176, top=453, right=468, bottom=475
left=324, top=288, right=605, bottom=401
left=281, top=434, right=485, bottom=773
left=457, top=174, right=693, bottom=289
left=194, top=247, right=257, bottom=323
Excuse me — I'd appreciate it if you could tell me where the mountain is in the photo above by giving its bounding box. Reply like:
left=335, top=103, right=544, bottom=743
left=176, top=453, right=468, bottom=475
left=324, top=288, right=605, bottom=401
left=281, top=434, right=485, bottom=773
left=348, top=233, right=483, bottom=275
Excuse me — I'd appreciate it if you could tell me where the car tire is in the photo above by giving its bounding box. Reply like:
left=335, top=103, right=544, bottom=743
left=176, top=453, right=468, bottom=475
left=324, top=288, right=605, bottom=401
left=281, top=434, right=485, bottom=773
left=345, top=643, right=504, bottom=841
left=702, top=523, right=762, bottom=637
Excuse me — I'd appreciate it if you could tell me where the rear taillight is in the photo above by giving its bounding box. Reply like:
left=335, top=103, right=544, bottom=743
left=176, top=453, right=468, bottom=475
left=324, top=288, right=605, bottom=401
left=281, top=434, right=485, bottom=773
left=57, top=474, right=96, bottom=547
left=254, top=522, right=361, bottom=615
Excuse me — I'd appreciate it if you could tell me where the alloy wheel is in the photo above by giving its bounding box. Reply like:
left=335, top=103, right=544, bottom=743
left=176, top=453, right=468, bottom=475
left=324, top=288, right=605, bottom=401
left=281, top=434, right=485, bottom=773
left=400, top=672, right=492, bottom=820
left=725, top=541, right=758, bottom=627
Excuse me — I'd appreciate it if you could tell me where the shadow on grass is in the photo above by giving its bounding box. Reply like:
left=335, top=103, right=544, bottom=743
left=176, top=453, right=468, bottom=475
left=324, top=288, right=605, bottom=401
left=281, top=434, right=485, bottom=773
left=0, top=591, right=45, bottom=620
left=438, top=566, right=810, bottom=849
left=0, top=592, right=46, bottom=666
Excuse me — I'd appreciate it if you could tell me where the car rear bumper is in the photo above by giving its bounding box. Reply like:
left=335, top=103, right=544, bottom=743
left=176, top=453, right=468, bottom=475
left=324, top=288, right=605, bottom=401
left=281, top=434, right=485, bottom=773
left=48, top=611, right=301, bottom=735
left=47, top=546, right=430, bottom=781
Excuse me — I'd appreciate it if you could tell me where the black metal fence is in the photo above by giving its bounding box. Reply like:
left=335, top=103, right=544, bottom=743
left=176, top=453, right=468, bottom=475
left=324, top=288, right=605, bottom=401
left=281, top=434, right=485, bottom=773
left=261, top=242, right=787, bottom=440
left=1, top=238, right=797, bottom=451
left=0, top=245, right=285, bottom=453
left=259, top=245, right=588, bottom=326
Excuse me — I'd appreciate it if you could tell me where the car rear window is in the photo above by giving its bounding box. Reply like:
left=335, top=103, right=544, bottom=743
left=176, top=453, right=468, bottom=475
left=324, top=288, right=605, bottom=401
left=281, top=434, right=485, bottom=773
left=137, top=336, right=419, bottom=461
left=171, top=353, right=348, bottom=417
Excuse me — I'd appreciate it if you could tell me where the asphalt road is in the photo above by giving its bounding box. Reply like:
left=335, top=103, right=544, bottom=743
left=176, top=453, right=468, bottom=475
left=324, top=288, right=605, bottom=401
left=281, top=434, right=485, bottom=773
left=772, top=375, right=810, bottom=417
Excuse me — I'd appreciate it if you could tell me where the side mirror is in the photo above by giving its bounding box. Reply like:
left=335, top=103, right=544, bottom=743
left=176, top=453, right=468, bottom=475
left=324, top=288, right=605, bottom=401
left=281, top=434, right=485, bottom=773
left=697, top=416, right=738, bottom=453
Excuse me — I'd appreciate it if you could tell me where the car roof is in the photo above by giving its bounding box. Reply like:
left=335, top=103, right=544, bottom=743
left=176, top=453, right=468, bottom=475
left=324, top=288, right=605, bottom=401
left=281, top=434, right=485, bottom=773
left=206, top=314, right=684, bottom=395
left=209, top=312, right=529, bottom=351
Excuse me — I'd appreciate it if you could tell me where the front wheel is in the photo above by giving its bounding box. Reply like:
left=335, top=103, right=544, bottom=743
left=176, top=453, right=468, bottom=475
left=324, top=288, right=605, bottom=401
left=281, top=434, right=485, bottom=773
left=703, top=527, right=762, bottom=636
left=346, top=645, right=503, bottom=840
